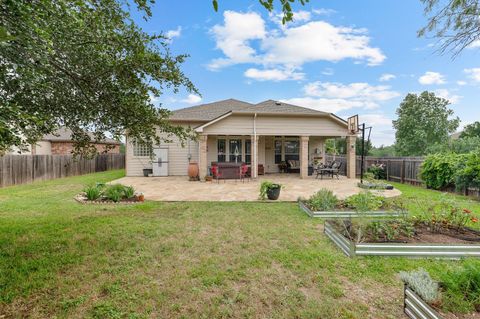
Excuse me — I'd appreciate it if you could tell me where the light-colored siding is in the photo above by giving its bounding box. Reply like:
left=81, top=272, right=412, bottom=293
left=202, top=114, right=347, bottom=136
left=35, top=141, right=52, bottom=155
left=126, top=122, right=202, bottom=176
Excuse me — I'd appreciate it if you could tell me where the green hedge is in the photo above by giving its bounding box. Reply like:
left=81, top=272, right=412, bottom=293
left=420, top=151, right=480, bottom=191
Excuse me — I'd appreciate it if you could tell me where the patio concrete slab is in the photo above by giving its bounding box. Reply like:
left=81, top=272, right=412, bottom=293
left=111, top=174, right=401, bottom=202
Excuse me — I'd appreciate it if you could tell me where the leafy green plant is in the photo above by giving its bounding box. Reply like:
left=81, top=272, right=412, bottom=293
left=84, top=184, right=102, bottom=201
left=367, top=218, right=415, bottom=242
left=420, top=153, right=466, bottom=190
left=307, top=188, right=338, bottom=211
left=344, top=191, right=385, bottom=212
left=400, top=269, right=439, bottom=303
left=440, top=260, right=480, bottom=313
left=454, top=149, right=480, bottom=192
left=367, top=164, right=385, bottom=180
left=104, top=184, right=125, bottom=202
left=123, top=186, right=135, bottom=199
left=259, top=181, right=282, bottom=200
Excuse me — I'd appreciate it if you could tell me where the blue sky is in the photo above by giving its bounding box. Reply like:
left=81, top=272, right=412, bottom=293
left=132, top=1, right=480, bottom=146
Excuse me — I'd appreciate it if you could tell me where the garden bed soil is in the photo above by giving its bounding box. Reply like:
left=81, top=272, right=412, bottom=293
left=331, top=221, right=480, bottom=245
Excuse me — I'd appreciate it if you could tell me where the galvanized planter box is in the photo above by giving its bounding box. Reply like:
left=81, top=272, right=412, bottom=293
left=324, top=221, right=480, bottom=259
left=404, top=285, right=443, bottom=319
left=298, top=200, right=403, bottom=218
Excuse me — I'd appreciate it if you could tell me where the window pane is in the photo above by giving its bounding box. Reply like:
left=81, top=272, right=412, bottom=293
left=217, top=139, right=226, bottom=162
left=274, top=140, right=282, bottom=164
left=245, top=140, right=251, bottom=164
left=229, top=139, right=242, bottom=162
left=133, top=142, right=151, bottom=157
left=284, top=140, right=299, bottom=162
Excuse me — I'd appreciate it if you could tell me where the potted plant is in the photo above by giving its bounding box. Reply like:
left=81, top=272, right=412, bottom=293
left=259, top=181, right=283, bottom=200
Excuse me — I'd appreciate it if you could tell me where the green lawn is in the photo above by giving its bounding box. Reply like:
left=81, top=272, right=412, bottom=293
left=0, top=171, right=479, bottom=318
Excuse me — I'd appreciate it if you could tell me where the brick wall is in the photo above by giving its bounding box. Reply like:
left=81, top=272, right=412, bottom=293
left=50, top=142, right=120, bottom=155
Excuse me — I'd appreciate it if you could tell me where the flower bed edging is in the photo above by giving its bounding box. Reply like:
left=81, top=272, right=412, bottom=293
left=404, top=285, right=443, bottom=319
left=74, top=194, right=141, bottom=205
left=324, top=221, right=480, bottom=259
left=298, top=200, right=404, bottom=218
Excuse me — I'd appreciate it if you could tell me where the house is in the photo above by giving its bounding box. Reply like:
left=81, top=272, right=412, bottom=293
left=125, top=99, right=357, bottom=179
left=9, top=127, right=121, bottom=155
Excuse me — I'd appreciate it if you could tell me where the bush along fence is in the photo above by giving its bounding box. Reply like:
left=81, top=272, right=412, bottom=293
left=0, top=154, right=125, bottom=188
left=325, top=154, right=480, bottom=197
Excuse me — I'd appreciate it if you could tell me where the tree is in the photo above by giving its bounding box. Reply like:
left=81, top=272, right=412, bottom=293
left=325, top=138, right=372, bottom=156
left=460, top=121, right=480, bottom=138
left=212, top=0, right=309, bottom=24
left=1, top=0, right=197, bottom=155
left=419, top=0, right=480, bottom=56
left=426, top=136, right=480, bottom=154
left=370, top=145, right=396, bottom=157
left=393, top=91, right=459, bottom=156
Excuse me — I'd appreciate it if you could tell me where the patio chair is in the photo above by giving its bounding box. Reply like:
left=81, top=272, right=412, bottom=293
left=315, top=161, right=335, bottom=179
left=240, top=164, right=249, bottom=183
left=211, top=165, right=224, bottom=183
left=330, top=161, right=342, bottom=179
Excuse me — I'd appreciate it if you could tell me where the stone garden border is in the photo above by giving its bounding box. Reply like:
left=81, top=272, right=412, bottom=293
left=298, top=200, right=404, bottom=218
left=74, top=194, right=142, bottom=205
left=324, top=220, right=480, bottom=259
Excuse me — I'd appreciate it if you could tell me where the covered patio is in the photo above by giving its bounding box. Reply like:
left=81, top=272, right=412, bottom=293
left=112, top=174, right=401, bottom=202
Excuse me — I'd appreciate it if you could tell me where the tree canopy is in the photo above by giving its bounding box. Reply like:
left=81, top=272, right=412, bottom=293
left=393, top=91, right=459, bottom=156
left=419, top=0, right=480, bottom=56
left=1, top=0, right=197, bottom=155
left=460, top=121, right=480, bottom=138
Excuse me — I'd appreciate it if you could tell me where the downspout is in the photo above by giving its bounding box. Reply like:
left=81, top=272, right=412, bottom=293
left=253, top=113, right=257, bottom=178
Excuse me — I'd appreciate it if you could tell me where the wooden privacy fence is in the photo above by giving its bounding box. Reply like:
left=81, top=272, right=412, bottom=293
left=0, top=154, right=125, bottom=188
left=325, top=155, right=424, bottom=185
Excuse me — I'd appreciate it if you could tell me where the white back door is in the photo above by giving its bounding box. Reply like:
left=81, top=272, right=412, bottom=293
left=153, top=148, right=169, bottom=176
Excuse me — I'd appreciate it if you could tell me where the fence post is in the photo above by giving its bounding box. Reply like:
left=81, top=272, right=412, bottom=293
left=386, top=160, right=390, bottom=181
left=401, top=159, right=405, bottom=184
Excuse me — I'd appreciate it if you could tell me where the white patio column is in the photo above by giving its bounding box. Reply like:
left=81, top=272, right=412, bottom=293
left=300, top=136, right=309, bottom=179
left=198, top=134, right=208, bottom=181
left=251, top=135, right=259, bottom=178
left=346, top=135, right=356, bottom=179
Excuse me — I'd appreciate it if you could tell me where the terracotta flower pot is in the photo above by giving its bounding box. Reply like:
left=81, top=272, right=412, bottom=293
left=188, top=162, right=199, bottom=180
left=137, top=194, right=144, bottom=202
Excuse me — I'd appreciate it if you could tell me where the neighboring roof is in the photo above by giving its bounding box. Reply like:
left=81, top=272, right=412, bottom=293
left=42, top=127, right=121, bottom=145
left=170, top=98, right=337, bottom=122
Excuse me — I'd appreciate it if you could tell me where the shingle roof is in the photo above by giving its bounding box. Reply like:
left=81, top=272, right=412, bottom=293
left=170, top=98, right=330, bottom=121
left=42, top=127, right=121, bottom=145
left=169, top=99, right=254, bottom=121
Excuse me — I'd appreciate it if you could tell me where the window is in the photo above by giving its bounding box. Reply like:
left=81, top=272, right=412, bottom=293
left=245, top=139, right=251, bottom=164
left=274, top=139, right=282, bottom=164
left=229, top=139, right=242, bottom=162
left=284, top=140, right=300, bottom=162
left=133, top=142, right=151, bottom=157
left=217, top=139, right=226, bottom=162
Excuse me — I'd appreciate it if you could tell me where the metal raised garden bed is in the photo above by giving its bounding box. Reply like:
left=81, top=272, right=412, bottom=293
left=324, top=220, right=480, bottom=259
left=404, top=285, right=443, bottom=319
left=298, top=200, right=404, bottom=218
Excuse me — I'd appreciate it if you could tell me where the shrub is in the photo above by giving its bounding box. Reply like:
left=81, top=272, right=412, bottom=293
left=105, top=184, right=125, bottom=202
left=344, top=191, right=385, bottom=212
left=454, top=149, right=480, bottom=192
left=307, top=188, right=338, bottom=211
left=123, top=186, right=135, bottom=199
left=420, top=153, right=466, bottom=190
left=367, top=164, right=386, bottom=180
left=440, top=260, right=480, bottom=313
left=84, top=184, right=102, bottom=201
left=400, top=269, right=439, bottom=303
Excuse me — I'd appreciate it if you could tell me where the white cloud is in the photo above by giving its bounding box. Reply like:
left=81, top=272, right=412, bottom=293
left=208, top=11, right=266, bottom=70
left=302, top=81, right=400, bottom=108
left=165, top=26, right=182, bottom=43
left=262, top=21, right=385, bottom=66
left=181, top=94, right=202, bottom=104
left=418, top=71, right=446, bottom=85
left=244, top=67, right=304, bottom=81
left=457, top=80, right=467, bottom=86
left=434, top=89, right=462, bottom=104
left=322, top=68, right=334, bottom=76
left=208, top=11, right=386, bottom=74
left=468, top=40, right=480, bottom=49
left=282, top=81, right=400, bottom=114
left=312, top=8, right=336, bottom=15
left=379, top=73, right=396, bottom=82
left=464, top=68, right=480, bottom=82
left=355, top=113, right=395, bottom=146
